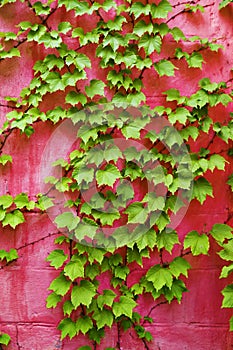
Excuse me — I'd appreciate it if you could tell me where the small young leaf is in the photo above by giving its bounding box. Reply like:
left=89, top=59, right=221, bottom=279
left=46, top=249, right=68, bottom=269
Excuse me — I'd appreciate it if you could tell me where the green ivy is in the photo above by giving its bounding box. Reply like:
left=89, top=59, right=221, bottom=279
left=0, top=0, right=232, bottom=348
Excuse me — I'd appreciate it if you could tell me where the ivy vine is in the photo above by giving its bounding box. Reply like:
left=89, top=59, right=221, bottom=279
left=0, top=0, right=232, bottom=348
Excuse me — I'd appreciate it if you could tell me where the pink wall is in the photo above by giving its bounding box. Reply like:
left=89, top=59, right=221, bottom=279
left=0, top=1, right=233, bottom=349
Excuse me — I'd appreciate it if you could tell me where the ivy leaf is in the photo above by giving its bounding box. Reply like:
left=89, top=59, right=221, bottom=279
left=208, top=154, right=226, bottom=171
left=169, top=257, right=190, bottom=278
left=63, top=300, right=74, bottom=316
left=151, top=0, right=172, bottom=18
left=210, top=224, right=232, bottom=243
left=133, top=20, right=153, bottom=36
left=168, top=107, right=191, bottom=125
left=66, top=91, right=87, bottom=106
left=154, top=60, right=176, bottom=77
left=96, top=164, right=121, bottom=187
left=112, top=296, right=137, bottom=319
left=46, top=249, right=68, bottom=269
left=218, top=240, right=233, bottom=261
left=192, top=177, right=213, bottom=204
left=220, top=264, right=233, bottom=279
left=92, top=208, right=120, bottom=226
left=78, top=347, right=92, bottom=350
left=93, top=308, right=114, bottom=329
left=2, top=210, right=25, bottom=229
left=187, top=52, right=204, bottom=68
left=64, top=255, right=85, bottom=281
left=58, top=318, right=77, bottom=340
left=139, top=34, right=162, bottom=55
left=219, top=0, right=233, bottom=9
left=163, top=88, right=185, bottom=104
left=54, top=212, right=80, bottom=231
left=71, top=280, right=96, bottom=308
left=58, top=21, right=72, bottom=34
left=130, top=2, right=150, bottom=19
left=0, top=154, right=12, bottom=166
left=184, top=230, right=209, bottom=256
left=46, top=292, right=61, bottom=308
left=0, top=333, right=11, bottom=346
left=48, top=273, right=71, bottom=296
left=156, top=230, right=179, bottom=253
left=227, top=174, right=233, bottom=191
left=97, top=290, right=116, bottom=310
left=74, top=166, right=94, bottom=185
left=85, top=80, right=105, bottom=98
left=146, top=265, right=173, bottom=291
left=14, top=193, right=35, bottom=210
left=221, top=284, right=233, bottom=308
left=165, top=279, right=187, bottom=303
left=73, top=53, right=91, bottom=70
left=136, top=228, right=157, bottom=252
left=76, top=316, right=93, bottom=334
left=124, top=202, right=148, bottom=224
left=0, top=195, right=13, bottom=209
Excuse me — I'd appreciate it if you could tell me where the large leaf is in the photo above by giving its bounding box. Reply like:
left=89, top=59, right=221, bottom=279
left=146, top=264, right=173, bottom=291
left=71, top=280, right=96, bottom=308
left=112, top=296, right=137, bottom=319
left=184, top=230, right=209, bottom=255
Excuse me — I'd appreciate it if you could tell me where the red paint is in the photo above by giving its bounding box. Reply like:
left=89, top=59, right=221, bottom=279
left=0, top=1, right=232, bottom=349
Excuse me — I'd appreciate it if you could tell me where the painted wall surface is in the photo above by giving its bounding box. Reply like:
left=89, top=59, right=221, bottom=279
left=0, top=1, right=233, bottom=349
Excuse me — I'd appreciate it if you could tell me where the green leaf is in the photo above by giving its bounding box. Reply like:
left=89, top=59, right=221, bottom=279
left=218, top=240, right=233, bottom=261
left=54, top=212, right=80, bottom=231
left=58, top=21, right=72, bottom=34
left=151, top=0, right=172, bottom=18
left=192, top=177, right=213, bottom=204
left=97, top=290, right=116, bottom=310
left=168, top=107, right=191, bottom=125
left=208, top=154, right=226, bottom=171
left=71, top=280, right=96, bottom=308
left=112, top=296, right=137, bottom=319
left=93, top=308, right=114, bottom=329
left=78, top=347, right=92, bottom=350
left=154, top=60, right=176, bottom=77
left=64, top=255, right=85, bottom=281
left=124, top=202, right=148, bottom=224
left=184, top=230, right=209, bottom=256
left=2, top=210, right=24, bottom=229
left=156, top=230, right=179, bottom=253
left=58, top=318, right=77, bottom=340
left=133, top=20, right=153, bottom=36
left=96, top=164, right=120, bottom=187
left=220, top=264, right=233, bottom=279
left=46, top=249, right=68, bottom=269
left=0, top=195, right=13, bottom=209
left=92, top=208, right=120, bottom=226
left=221, top=284, right=233, bottom=308
left=164, top=88, right=186, bottom=104
left=210, top=224, right=232, bottom=243
left=187, top=52, right=204, bottom=68
left=48, top=273, right=71, bottom=296
left=63, top=300, right=74, bottom=316
left=139, top=34, right=162, bottom=55
left=219, top=0, right=233, bottom=9
left=66, top=91, right=87, bottom=106
left=0, top=154, right=12, bottom=165
left=130, top=2, right=150, bottom=19
left=0, top=333, right=11, bottom=346
left=169, top=257, right=190, bottom=278
left=85, top=80, right=105, bottom=99
left=165, top=279, right=187, bottom=303
left=227, top=174, right=233, bottom=191
left=76, top=316, right=93, bottom=334
left=230, top=316, right=233, bottom=331
left=46, top=292, right=61, bottom=308
left=146, top=265, right=173, bottom=291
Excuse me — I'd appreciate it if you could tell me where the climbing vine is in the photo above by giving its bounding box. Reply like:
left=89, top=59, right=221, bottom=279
left=0, top=0, right=232, bottom=348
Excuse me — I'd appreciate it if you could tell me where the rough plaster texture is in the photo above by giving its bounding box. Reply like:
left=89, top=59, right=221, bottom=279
left=0, top=0, right=233, bottom=349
